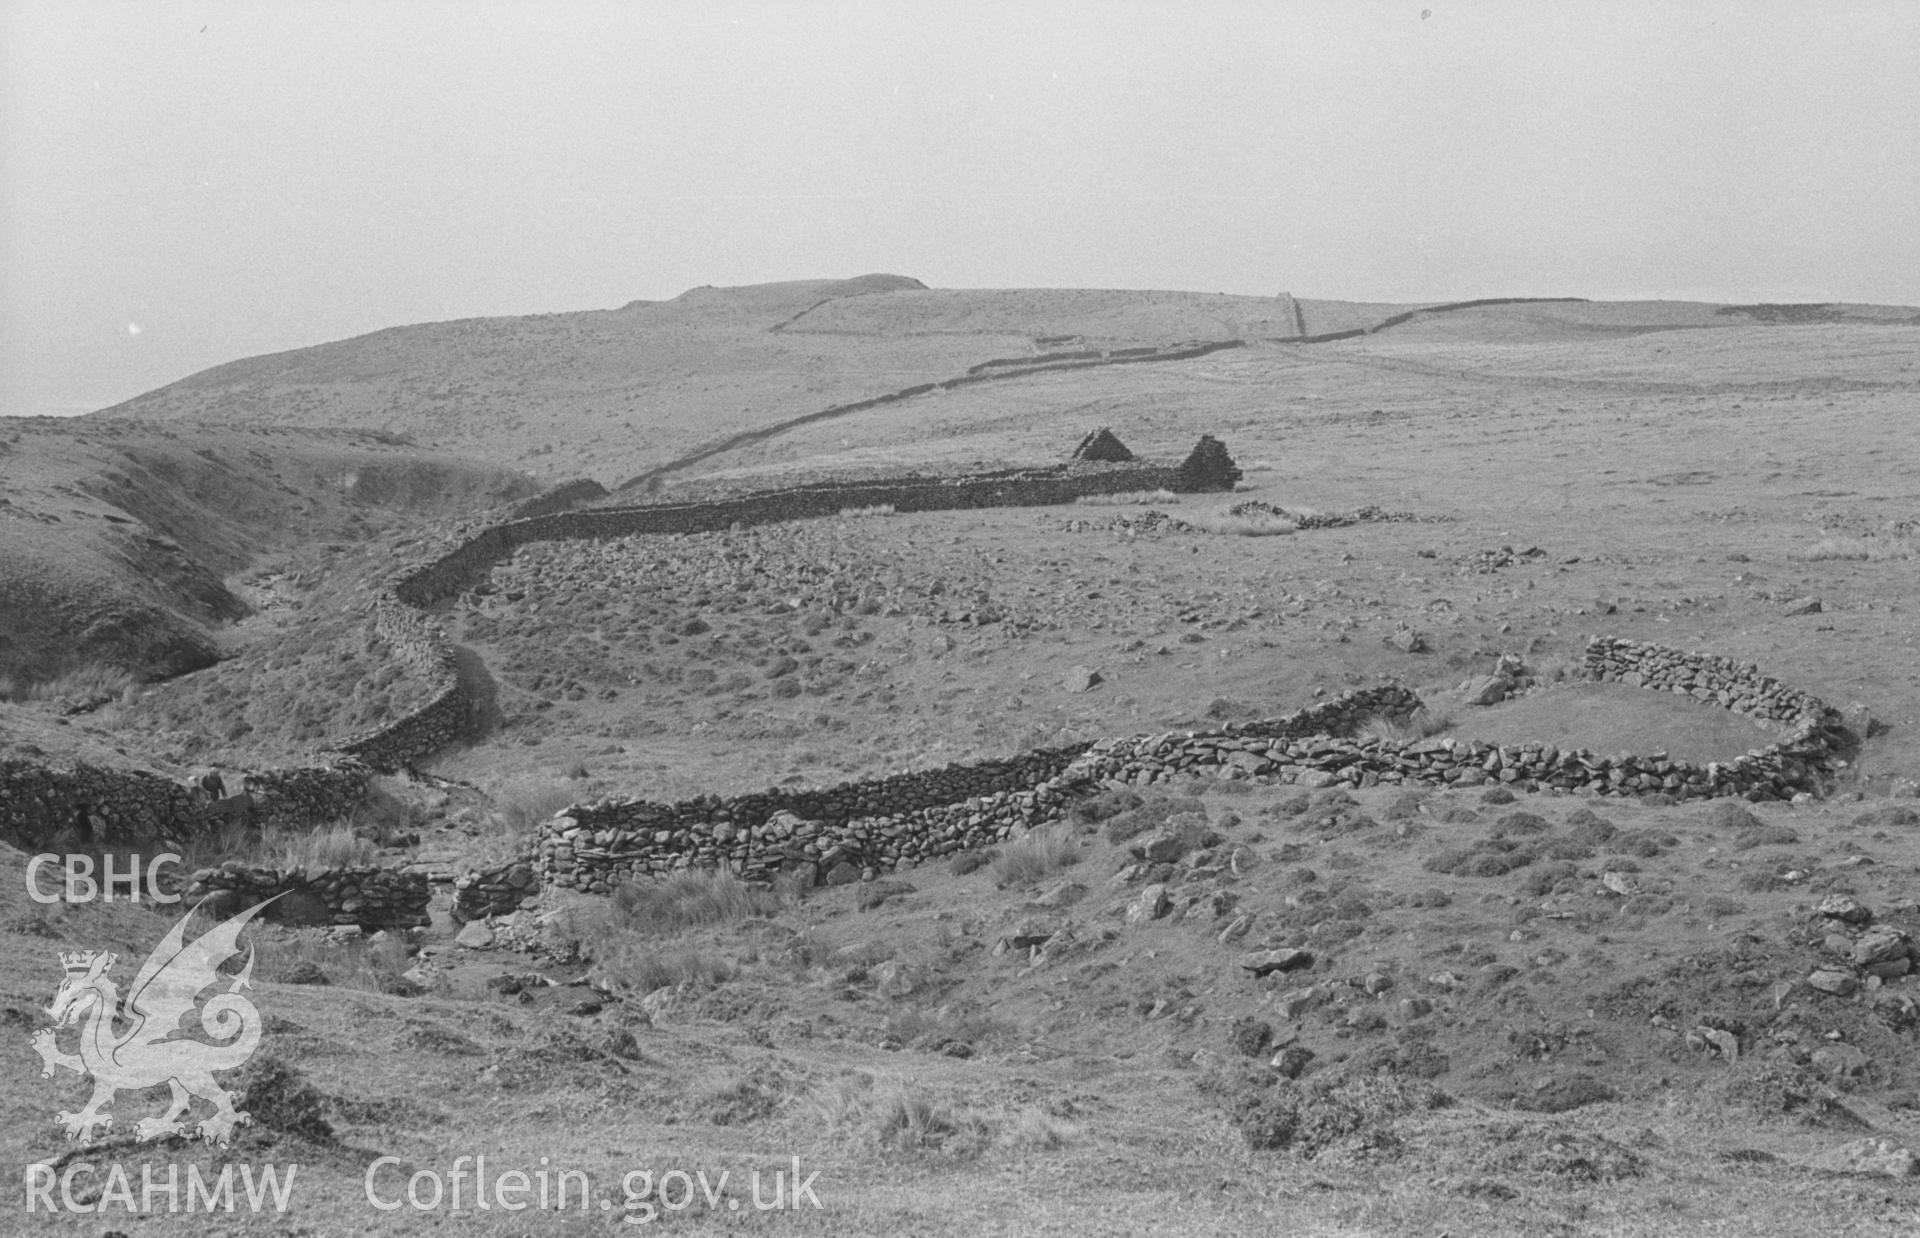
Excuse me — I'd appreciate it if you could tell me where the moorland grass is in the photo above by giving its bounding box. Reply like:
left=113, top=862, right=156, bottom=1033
left=989, top=824, right=1080, bottom=888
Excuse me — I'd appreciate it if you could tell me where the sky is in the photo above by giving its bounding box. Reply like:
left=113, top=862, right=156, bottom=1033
left=3, top=0, right=1917, bottom=417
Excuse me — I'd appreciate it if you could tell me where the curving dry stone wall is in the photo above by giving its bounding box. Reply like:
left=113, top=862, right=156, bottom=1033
left=473, top=638, right=1844, bottom=902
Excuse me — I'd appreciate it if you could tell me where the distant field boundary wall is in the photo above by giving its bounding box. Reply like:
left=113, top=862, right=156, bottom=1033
left=614, top=338, right=1245, bottom=493
left=312, top=451, right=1225, bottom=773
left=1295, top=296, right=1590, bottom=344
left=506, top=478, right=611, bottom=520
left=390, top=462, right=1195, bottom=608
left=451, top=641, right=1845, bottom=912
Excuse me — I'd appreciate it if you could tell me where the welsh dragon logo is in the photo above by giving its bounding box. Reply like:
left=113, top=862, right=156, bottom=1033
left=30, top=897, right=276, bottom=1147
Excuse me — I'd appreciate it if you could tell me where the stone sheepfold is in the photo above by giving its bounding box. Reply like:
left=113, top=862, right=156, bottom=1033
left=455, top=642, right=1848, bottom=917
left=0, top=434, right=1852, bottom=926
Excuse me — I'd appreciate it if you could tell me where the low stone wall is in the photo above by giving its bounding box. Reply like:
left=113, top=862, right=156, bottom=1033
left=240, top=762, right=374, bottom=828
left=516, top=688, right=1418, bottom=895
left=183, top=860, right=431, bottom=929
left=1580, top=636, right=1844, bottom=800
left=530, top=744, right=1092, bottom=893
left=0, top=756, right=372, bottom=853
left=0, top=758, right=202, bottom=852
left=480, top=639, right=1844, bottom=900
left=390, top=460, right=1203, bottom=607
left=452, top=858, right=540, bottom=921
left=327, top=597, right=468, bottom=771
left=507, top=478, right=610, bottom=519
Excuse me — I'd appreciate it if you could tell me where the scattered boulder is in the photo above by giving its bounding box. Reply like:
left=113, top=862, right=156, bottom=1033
left=857, top=880, right=916, bottom=912
left=1239, top=948, right=1313, bottom=977
left=1269, top=1046, right=1314, bottom=1078
left=1230, top=1018, right=1274, bottom=1058
left=1126, top=884, right=1171, bottom=924
left=1463, top=675, right=1509, bottom=706
left=281, top=961, right=330, bottom=986
left=454, top=920, right=495, bottom=950
left=871, top=960, right=920, bottom=999
left=1519, top=1073, right=1618, bottom=1113
left=1811, top=1042, right=1871, bottom=1081
left=1800, top=1139, right=1918, bottom=1178
left=1702, top=801, right=1763, bottom=832
left=1067, top=665, right=1105, bottom=693
left=1782, top=597, right=1824, bottom=616
left=1030, top=880, right=1086, bottom=909
left=1851, top=927, right=1908, bottom=967
left=1808, top=968, right=1858, bottom=996
left=1273, top=987, right=1319, bottom=1019
left=1818, top=894, right=1873, bottom=925
left=1388, top=627, right=1427, bottom=653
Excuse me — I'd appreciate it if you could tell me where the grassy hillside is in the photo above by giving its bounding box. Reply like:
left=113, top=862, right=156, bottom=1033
left=0, top=417, right=534, bottom=691
left=4, top=282, right=1918, bottom=1233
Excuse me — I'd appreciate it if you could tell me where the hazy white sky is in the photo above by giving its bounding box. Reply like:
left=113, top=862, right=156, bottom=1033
left=3, top=0, right=1917, bottom=417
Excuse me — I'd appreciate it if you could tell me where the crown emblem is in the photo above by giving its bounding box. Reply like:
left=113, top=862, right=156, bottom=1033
left=59, top=951, right=112, bottom=977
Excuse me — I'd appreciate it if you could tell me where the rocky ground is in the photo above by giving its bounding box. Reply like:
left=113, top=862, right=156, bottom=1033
left=1, top=290, right=1917, bottom=1233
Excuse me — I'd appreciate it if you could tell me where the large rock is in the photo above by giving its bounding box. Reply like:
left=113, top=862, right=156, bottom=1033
left=454, top=919, right=495, bottom=949
left=1126, top=884, right=1171, bottom=924
left=871, top=960, right=920, bottom=999
left=1808, top=968, right=1858, bottom=996
left=1133, top=831, right=1192, bottom=865
left=1239, top=948, right=1313, bottom=977
left=1818, top=893, right=1872, bottom=925
left=1852, top=928, right=1909, bottom=967
left=1801, top=1139, right=1918, bottom=1178
left=1463, top=675, right=1509, bottom=706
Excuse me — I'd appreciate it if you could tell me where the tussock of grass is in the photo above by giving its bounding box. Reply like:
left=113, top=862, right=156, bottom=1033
left=871, top=1083, right=994, bottom=1158
left=1797, top=535, right=1912, bottom=562
left=1360, top=707, right=1453, bottom=744
left=1185, top=508, right=1297, bottom=537
left=490, top=772, right=578, bottom=832
left=989, top=824, right=1080, bottom=888
left=607, top=869, right=787, bottom=933
left=884, top=1005, right=1007, bottom=1054
left=567, top=869, right=784, bottom=992
left=602, top=945, right=735, bottom=995
left=2, top=663, right=139, bottom=705
left=1007, top=1108, right=1080, bottom=1150
left=181, top=780, right=412, bottom=873
left=260, top=821, right=382, bottom=871
left=699, top=1066, right=794, bottom=1125
left=1214, top=1067, right=1451, bottom=1155
left=1074, top=489, right=1178, bottom=506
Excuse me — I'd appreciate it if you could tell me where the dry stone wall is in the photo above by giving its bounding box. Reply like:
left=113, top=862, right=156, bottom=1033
left=0, top=756, right=372, bottom=855
left=526, top=744, right=1092, bottom=895
left=506, top=478, right=611, bottom=520
left=1, top=759, right=201, bottom=852
left=484, top=639, right=1846, bottom=902
left=240, top=763, right=374, bottom=829
left=4, top=413, right=1851, bottom=925
left=183, top=860, right=431, bottom=929
left=328, top=597, right=469, bottom=771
